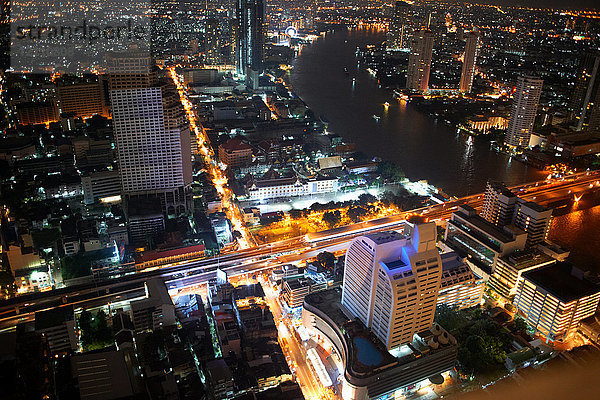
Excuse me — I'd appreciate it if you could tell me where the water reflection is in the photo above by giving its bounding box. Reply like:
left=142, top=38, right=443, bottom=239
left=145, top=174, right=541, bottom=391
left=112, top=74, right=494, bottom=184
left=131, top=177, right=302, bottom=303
left=548, top=204, right=600, bottom=270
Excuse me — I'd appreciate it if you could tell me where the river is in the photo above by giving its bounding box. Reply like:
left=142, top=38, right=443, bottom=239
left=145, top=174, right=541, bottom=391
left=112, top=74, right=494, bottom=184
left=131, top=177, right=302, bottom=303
left=290, top=27, right=600, bottom=269
left=290, top=28, right=545, bottom=197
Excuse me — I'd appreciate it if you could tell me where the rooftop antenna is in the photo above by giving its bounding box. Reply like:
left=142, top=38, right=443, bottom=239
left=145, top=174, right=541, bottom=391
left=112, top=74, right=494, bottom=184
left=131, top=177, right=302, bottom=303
left=427, top=13, right=432, bottom=30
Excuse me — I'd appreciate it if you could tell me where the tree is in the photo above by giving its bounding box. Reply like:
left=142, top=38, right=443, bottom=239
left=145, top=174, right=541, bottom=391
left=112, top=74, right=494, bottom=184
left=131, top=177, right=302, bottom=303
left=289, top=209, right=303, bottom=219
left=347, top=206, right=368, bottom=223
left=357, top=193, right=377, bottom=205
left=377, top=161, right=405, bottom=181
left=316, top=252, right=336, bottom=272
left=322, top=211, right=341, bottom=228
left=513, top=316, right=528, bottom=332
left=93, top=310, right=112, bottom=344
left=79, top=309, right=93, bottom=346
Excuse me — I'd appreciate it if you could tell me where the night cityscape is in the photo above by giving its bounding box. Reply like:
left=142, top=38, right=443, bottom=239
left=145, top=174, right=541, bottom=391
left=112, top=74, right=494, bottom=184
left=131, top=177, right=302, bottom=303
left=2, top=0, right=600, bottom=399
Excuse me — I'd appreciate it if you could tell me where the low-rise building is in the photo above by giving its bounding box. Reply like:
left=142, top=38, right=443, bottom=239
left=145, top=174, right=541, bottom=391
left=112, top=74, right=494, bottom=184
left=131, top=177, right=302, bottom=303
left=34, top=305, right=77, bottom=355
left=206, top=358, right=234, bottom=400
left=71, top=348, right=143, bottom=400
left=282, top=277, right=327, bottom=309
left=444, top=205, right=527, bottom=279
left=437, top=252, right=485, bottom=310
left=488, top=249, right=557, bottom=299
left=514, top=263, right=600, bottom=342
left=218, top=137, right=253, bottom=167
left=242, top=207, right=261, bottom=225
left=247, top=175, right=338, bottom=201
left=135, top=244, right=205, bottom=271
left=130, top=279, right=177, bottom=332
left=82, top=170, right=121, bottom=205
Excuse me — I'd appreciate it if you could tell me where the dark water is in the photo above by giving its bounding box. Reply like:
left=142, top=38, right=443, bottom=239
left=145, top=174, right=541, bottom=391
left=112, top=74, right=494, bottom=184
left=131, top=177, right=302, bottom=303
left=548, top=204, right=600, bottom=270
left=290, top=28, right=545, bottom=197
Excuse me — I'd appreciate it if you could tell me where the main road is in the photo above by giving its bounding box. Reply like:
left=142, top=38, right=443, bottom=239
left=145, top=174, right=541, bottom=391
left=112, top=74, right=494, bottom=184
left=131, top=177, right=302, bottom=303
left=0, top=171, right=598, bottom=330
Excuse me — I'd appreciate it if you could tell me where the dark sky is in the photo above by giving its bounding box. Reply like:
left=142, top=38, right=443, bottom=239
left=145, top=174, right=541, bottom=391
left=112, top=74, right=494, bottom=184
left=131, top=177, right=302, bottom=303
left=466, top=0, right=599, bottom=10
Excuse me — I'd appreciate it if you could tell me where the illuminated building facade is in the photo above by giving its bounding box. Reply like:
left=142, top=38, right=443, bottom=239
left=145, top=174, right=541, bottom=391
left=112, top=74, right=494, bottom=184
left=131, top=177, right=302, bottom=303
left=505, top=75, right=543, bottom=148
left=205, top=17, right=222, bottom=66
left=108, top=51, right=191, bottom=215
left=407, top=30, right=434, bottom=91
left=56, top=80, right=109, bottom=119
left=437, top=252, right=485, bottom=310
left=387, top=1, right=411, bottom=50
left=569, top=52, right=600, bottom=132
left=482, top=182, right=552, bottom=247
left=236, top=0, right=265, bottom=75
left=514, top=263, right=600, bottom=342
left=459, top=32, right=479, bottom=93
left=481, top=181, right=517, bottom=227
left=443, top=205, right=527, bottom=279
left=342, top=224, right=442, bottom=350
left=488, top=249, right=556, bottom=299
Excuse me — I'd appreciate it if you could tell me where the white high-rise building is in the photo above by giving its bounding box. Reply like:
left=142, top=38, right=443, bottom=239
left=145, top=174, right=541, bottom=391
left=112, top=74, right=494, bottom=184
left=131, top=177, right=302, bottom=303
left=342, top=223, right=442, bottom=350
left=111, top=88, right=185, bottom=195
left=459, top=32, right=479, bottom=93
left=108, top=51, right=192, bottom=216
left=505, top=76, right=543, bottom=148
left=407, top=30, right=434, bottom=92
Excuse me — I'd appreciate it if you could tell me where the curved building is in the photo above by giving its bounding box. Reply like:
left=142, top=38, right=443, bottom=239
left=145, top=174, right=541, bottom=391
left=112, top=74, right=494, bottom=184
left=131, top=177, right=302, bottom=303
left=303, top=225, right=457, bottom=399
left=303, top=289, right=457, bottom=400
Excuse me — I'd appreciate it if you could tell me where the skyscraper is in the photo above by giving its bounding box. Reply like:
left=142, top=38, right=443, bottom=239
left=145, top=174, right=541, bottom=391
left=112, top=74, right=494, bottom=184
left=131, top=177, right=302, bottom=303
left=236, top=0, right=265, bottom=75
left=108, top=51, right=192, bottom=216
left=505, top=75, right=543, bottom=148
left=459, top=32, right=479, bottom=93
left=569, top=52, right=600, bottom=131
left=387, top=1, right=411, bottom=51
left=205, top=17, right=222, bottom=66
left=342, top=224, right=442, bottom=350
left=407, top=30, right=434, bottom=92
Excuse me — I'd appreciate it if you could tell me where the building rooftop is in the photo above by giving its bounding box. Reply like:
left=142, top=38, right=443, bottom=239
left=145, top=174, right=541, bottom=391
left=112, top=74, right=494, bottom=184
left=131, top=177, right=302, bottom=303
left=440, top=252, right=464, bottom=272
left=364, top=230, right=406, bottom=245
left=488, top=182, right=516, bottom=198
left=518, top=200, right=549, bottom=213
left=523, top=262, right=600, bottom=303
left=502, top=248, right=555, bottom=270
left=135, top=244, right=205, bottom=264
left=454, top=207, right=524, bottom=245
left=71, top=348, right=139, bottom=400
left=220, top=137, right=253, bottom=152
left=382, top=259, right=408, bottom=272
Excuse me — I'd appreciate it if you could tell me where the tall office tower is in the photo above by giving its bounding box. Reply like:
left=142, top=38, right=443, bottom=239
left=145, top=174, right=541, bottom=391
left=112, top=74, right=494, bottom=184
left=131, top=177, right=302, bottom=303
left=504, top=75, right=543, bottom=148
left=513, top=199, right=552, bottom=247
left=569, top=53, right=600, bottom=131
left=236, top=0, right=265, bottom=75
left=459, top=32, right=479, bottom=93
left=386, top=1, right=411, bottom=50
left=342, top=224, right=442, bottom=350
left=406, top=30, right=434, bottom=92
left=205, top=18, right=222, bottom=66
left=108, top=51, right=191, bottom=216
left=481, top=182, right=517, bottom=227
